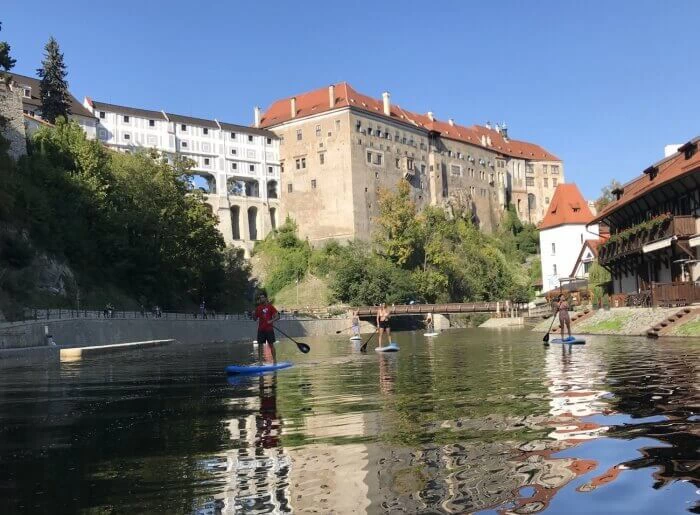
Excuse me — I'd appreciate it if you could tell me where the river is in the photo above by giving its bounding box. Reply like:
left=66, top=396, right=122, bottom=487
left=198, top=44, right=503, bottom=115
left=0, top=329, right=697, bottom=514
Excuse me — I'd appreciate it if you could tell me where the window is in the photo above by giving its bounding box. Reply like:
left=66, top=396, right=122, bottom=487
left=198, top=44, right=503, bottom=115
left=316, top=125, right=321, bottom=137
left=552, top=178, right=558, bottom=187
left=451, top=165, right=461, bottom=176
left=367, top=151, right=372, bottom=163
left=551, top=243, right=556, bottom=255
left=311, top=179, right=317, bottom=189
left=296, top=129, right=302, bottom=141
left=581, top=233, right=584, bottom=244
left=123, top=133, right=131, bottom=141
left=149, top=119, right=155, bottom=127
left=203, top=127, right=209, bottom=135
left=181, top=124, right=187, bottom=131
left=99, top=111, right=106, bottom=119
left=301, top=157, right=306, bottom=168
left=23, top=88, right=31, bottom=98
left=551, top=165, right=559, bottom=174
left=545, top=197, right=550, bottom=204
left=249, top=164, right=255, bottom=172
left=181, top=141, right=188, bottom=148
left=583, top=261, right=592, bottom=274
left=395, top=158, right=400, bottom=168
left=268, top=166, right=273, bottom=174
left=267, top=137, right=272, bottom=144
left=287, top=183, right=293, bottom=193
left=374, top=154, right=383, bottom=165
left=335, top=120, right=340, bottom=131
left=543, top=164, right=548, bottom=173
left=230, top=132, right=237, bottom=139
left=319, top=153, right=325, bottom=165
left=553, top=264, right=557, bottom=275
left=248, top=135, right=254, bottom=142
left=544, top=178, right=549, bottom=187
left=98, top=129, right=107, bottom=139
left=231, top=148, right=237, bottom=155
left=123, top=115, right=130, bottom=123
left=407, top=158, right=414, bottom=171
left=526, top=177, right=535, bottom=187
left=204, top=158, right=210, bottom=166
left=526, top=164, right=534, bottom=174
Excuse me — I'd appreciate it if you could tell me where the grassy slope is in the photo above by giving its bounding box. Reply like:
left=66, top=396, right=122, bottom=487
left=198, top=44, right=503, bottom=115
left=272, top=274, right=330, bottom=309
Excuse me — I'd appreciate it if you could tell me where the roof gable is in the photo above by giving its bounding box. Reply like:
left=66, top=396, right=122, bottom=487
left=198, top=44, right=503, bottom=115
left=539, top=183, right=594, bottom=230
left=569, top=237, right=607, bottom=277
left=10, top=72, right=95, bottom=119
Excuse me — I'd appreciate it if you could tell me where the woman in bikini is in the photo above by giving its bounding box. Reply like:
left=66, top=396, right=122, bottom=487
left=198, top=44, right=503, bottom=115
left=377, top=303, right=393, bottom=347
left=556, top=294, right=572, bottom=340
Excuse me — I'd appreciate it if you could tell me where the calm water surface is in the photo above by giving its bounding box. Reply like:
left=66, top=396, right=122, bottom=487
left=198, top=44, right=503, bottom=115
left=0, top=329, right=698, bottom=514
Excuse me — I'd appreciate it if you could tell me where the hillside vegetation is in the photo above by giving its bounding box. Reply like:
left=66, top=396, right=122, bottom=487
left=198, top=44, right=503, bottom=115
left=0, top=120, right=252, bottom=318
left=254, top=181, right=539, bottom=306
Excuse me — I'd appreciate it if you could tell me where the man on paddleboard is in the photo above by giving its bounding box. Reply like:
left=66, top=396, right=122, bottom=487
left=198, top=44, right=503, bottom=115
left=351, top=309, right=361, bottom=338
left=255, top=293, right=280, bottom=363
left=377, top=303, right=393, bottom=347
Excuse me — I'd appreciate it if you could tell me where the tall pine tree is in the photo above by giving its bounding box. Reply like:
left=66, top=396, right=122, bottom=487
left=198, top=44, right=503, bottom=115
left=37, top=36, right=71, bottom=123
left=0, top=21, right=16, bottom=84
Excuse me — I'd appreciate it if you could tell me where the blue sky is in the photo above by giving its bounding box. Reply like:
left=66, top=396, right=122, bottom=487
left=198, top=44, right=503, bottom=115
left=2, top=0, right=698, bottom=199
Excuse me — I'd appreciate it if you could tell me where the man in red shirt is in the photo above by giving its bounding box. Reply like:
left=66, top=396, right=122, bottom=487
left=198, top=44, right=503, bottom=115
left=254, top=293, right=280, bottom=363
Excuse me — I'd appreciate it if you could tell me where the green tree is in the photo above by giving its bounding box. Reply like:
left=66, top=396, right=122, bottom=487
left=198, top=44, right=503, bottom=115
left=375, top=180, right=420, bottom=267
left=37, top=37, right=71, bottom=123
left=0, top=21, right=16, bottom=84
left=595, top=179, right=622, bottom=212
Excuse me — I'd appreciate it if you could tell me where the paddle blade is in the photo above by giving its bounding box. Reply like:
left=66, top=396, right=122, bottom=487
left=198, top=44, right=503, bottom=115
left=297, top=342, right=311, bottom=353
left=543, top=332, right=550, bottom=342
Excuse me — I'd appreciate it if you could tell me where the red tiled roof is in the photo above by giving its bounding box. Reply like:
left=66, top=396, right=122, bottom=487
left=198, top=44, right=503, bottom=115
left=539, top=183, right=594, bottom=230
left=569, top=236, right=609, bottom=277
left=259, top=82, right=560, bottom=161
left=591, top=137, right=700, bottom=224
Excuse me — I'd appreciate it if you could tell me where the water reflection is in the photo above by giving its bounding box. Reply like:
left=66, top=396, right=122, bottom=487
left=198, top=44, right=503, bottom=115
left=0, top=332, right=697, bottom=514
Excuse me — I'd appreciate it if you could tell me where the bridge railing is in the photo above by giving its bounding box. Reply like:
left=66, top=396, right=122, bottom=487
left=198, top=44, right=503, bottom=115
left=356, top=302, right=529, bottom=316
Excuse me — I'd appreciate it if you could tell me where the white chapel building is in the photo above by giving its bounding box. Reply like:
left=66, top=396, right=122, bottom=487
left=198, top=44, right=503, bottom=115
left=539, top=184, right=600, bottom=293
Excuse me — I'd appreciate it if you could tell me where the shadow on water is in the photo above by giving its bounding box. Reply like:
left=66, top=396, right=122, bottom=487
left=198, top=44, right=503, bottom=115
left=0, top=331, right=697, bottom=514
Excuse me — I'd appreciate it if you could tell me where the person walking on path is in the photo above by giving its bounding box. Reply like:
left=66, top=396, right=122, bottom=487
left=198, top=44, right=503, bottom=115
left=254, top=293, right=280, bottom=364
left=555, top=294, right=572, bottom=340
left=351, top=309, right=361, bottom=337
left=376, top=303, right=393, bottom=347
left=200, top=300, right=207, bottom=320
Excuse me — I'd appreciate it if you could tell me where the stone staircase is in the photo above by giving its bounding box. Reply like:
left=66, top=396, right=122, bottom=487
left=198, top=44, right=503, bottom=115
left=646, top=307, right=694, bottom=338
left=550, top=309, right=594, bottom=333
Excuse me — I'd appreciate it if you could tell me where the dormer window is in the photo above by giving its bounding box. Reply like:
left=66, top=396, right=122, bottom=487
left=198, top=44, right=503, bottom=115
left=23, top=88, right=31, bottom=98
left=643, top=166, right=658, bottom=180
left=611, top=187, right=624, bottom=200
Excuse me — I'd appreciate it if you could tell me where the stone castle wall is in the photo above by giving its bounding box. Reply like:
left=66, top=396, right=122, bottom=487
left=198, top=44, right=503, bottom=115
left=0, top=82, right=27, bottom=160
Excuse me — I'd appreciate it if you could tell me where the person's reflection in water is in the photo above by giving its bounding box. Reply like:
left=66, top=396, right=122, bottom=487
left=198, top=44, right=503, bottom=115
left=379, top=354, right=397, bottom=395
left=257, top=372, right=279, bottom=449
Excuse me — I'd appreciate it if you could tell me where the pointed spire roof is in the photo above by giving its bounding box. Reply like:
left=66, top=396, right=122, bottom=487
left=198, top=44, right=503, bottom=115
left=539, top=183, right=594, bottom=230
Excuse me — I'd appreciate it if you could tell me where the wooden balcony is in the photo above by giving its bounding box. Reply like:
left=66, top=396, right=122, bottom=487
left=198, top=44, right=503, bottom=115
left=651, top=281, right=700, bottom=307
left=599, top=215, right=695, bottom=265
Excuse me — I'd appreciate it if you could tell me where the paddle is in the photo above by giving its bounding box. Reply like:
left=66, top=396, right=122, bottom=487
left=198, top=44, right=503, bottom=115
left=273, top=325, right=311, bottom=353
left=335, top=325, right=354, bottom=334
left=542, top=313, right=557, bottom=344
left=359, top=329, right=377, bottom=352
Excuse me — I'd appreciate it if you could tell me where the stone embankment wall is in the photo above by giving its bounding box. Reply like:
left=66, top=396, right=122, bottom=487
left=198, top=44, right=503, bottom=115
left=0, top=82, right=27, bottom=160
left=531, top=307, right=680, bottom=336
left=0, top=317, right=373, bottom=350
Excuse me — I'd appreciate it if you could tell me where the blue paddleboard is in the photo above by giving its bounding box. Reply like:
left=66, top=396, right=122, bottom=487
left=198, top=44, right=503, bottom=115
left=225, top=361, right=293, bottom=375
left=376, top=343, right=400, bottom=352
left=549, top=337, right=586, bottom=345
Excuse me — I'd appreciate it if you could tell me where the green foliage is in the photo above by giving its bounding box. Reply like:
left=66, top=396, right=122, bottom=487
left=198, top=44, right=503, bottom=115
left=1, top=119, right=251, bottom=311
left=595, top=179, right=623, bottom=212
left=588, top=262, right=611, bottom=287
left=254, top=218, right=311, bottom=296
left=37, top=37, right=71, bottom=123
left=375, top=180, right=421, bottom=267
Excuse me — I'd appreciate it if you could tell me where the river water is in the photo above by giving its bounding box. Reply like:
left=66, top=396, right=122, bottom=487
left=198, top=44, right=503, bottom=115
left=0, top=329, right=698, bottom=514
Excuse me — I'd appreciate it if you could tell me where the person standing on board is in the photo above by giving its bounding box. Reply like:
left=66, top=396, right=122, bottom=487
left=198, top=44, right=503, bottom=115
left=425, top=312, right=434, bottom=332
left=556, top=294, right=572, bottom=340
left=255, top=293, right=280, bottom=364
left=376, top=303, right=393, bottom=347
left=351, top=309, right=361, bottom=338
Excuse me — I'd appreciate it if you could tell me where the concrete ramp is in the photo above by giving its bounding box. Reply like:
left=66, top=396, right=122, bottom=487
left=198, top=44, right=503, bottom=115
left=60, top=339, right=175, bottom=362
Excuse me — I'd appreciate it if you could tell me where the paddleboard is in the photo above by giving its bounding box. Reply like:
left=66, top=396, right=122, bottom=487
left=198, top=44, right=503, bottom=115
left=424, top=332, right=439, bottom=337
left=252, top=340, right=280, bottom=345
left=549, top=337, right=586, bottom=345
left=350, top=336, right=362, bottom=341
left=376, top=343, right=400, bottom=353
left=225, top=361, right=293, bottom=375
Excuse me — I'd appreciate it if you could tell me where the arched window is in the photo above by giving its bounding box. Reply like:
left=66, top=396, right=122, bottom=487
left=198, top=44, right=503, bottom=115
left=267, top=180, right=278, bottom=199
left=231, top=206, right=240, bottom=240
left=248, top=206, right=258, bottom=241
left=528, top=193, right=536, bottom=211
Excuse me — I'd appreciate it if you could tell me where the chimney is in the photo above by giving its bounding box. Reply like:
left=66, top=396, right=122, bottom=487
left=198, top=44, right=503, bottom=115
left=427, top=111, right=435, bottom=121
left=485, top=121, right=491, bottom=130
left=290, top=97, right=297, bottom=118
left=254, top=106, right=261, bottom=128
left=382, top=91, right=391, bottom=116
left=448, top=118, right=455, bottom=126
left=329, top=85, right=335, bottom=108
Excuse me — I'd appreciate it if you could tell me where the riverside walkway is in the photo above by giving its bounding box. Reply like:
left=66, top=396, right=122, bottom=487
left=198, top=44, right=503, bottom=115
left=357, top=301, right=528, bottom=316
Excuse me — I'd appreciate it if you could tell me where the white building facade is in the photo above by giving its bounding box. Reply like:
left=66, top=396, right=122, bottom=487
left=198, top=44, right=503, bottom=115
left=538, top=184, right=599, bottom=292
left=83, top=98, right=280, bottom=256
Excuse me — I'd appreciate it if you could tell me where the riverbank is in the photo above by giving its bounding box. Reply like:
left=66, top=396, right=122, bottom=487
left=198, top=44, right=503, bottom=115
left=530, top=306, right=700, bottom=337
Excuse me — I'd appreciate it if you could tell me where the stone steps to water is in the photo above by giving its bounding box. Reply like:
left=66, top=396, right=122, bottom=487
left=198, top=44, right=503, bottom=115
left=646, top=307, right=699, bottom=338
